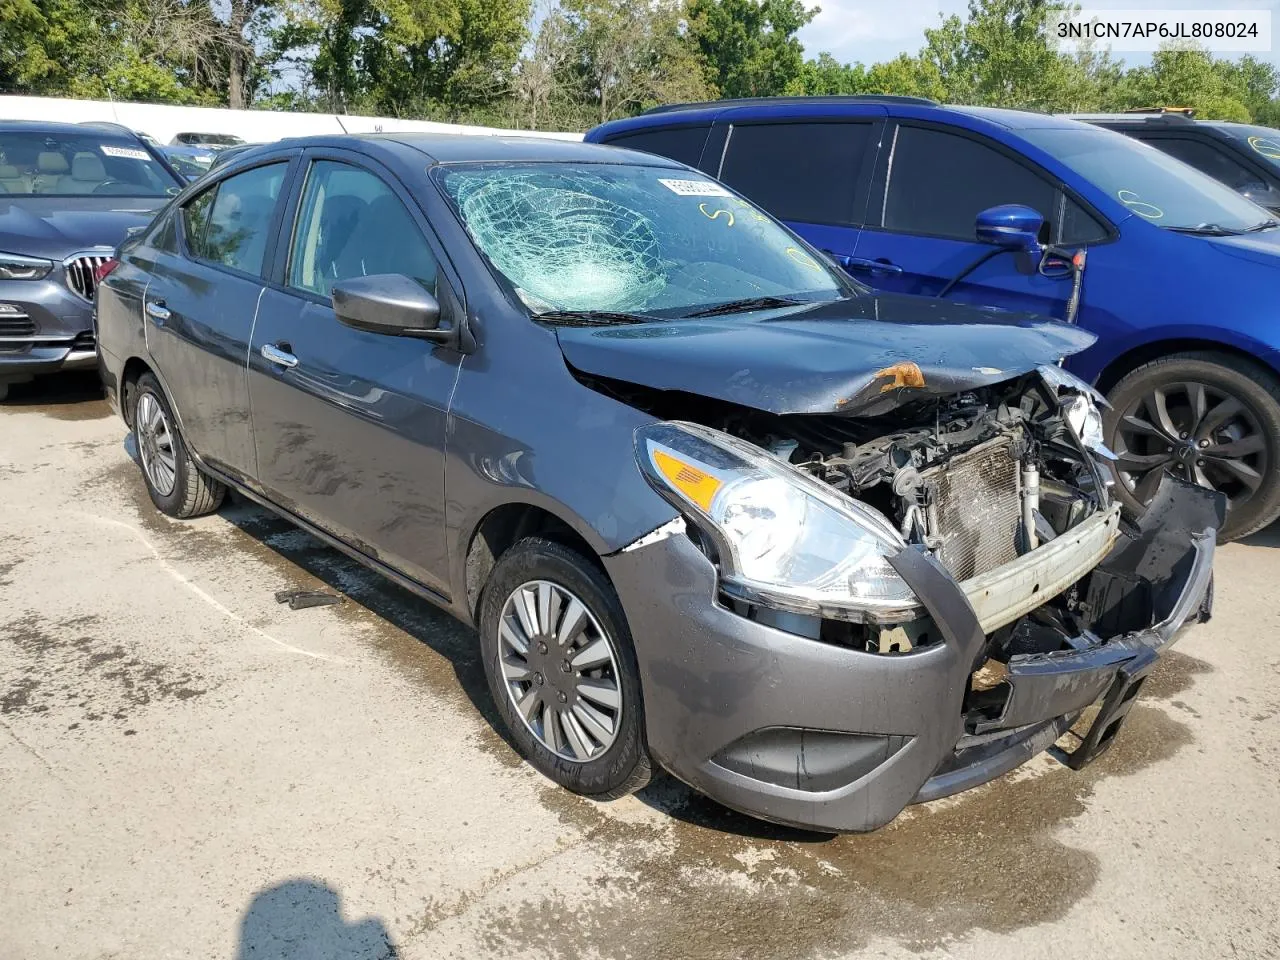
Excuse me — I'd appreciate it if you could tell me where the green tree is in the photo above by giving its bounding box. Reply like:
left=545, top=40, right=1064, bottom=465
left=1, top=0, right=226, bottom=103
left=1117, top=46, right=1251, bottom=121
left=1216, top=54, right=1279, bottom=119
left=919, top=0, right=1116, bottom=110
left=686, top=0, right=816, bottom=98
left=784, top=52, right=865, bottom=95
left=279, top=0, right=528, bottom=118
left=560, top=0, right=710, bottom=123
left=864, top=53, right=947, bottom=101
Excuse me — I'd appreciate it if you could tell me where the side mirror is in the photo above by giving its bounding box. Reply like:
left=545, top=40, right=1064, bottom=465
left=331, top=274, right=448, bottom=341
left=975, top=204, right=1045, bottom=256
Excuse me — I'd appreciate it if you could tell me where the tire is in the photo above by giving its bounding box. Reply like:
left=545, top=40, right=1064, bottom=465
left=0, top=382, right=8, bottom=402
left=478, top=537, right=651, bottom=799
left=130, top=373, right=225, bottom=519
left=1103, top=351, right=1280, bottom=541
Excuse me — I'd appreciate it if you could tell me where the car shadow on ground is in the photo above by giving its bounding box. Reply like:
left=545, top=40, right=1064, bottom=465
left=236, top=879, right=400, bottom=959
left=1240, top=521, right=1280, bottom=548
left=2, top=370, right=104, bottom=406
left=215, top=493, right=521, bottom=758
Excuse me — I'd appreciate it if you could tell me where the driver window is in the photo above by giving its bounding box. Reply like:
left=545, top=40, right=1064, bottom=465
left=288, top=160, right=437, bottom=297
left=884, top=126, right=1058, bottom=240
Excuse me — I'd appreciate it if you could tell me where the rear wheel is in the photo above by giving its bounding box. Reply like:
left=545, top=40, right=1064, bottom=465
left=478, top=537, right=650, bottom=799
left=1104, top=352, right=1280, bottom=541
left=131, top=373, right=225, bottom=519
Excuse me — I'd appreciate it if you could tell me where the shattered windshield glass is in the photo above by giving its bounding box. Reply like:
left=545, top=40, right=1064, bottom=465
left=435, top=163, right=850, bottom=317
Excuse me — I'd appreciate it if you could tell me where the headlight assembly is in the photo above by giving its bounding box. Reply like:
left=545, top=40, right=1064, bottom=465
left=0, top=252, right=53, bottom=280
left=635, top=421, right=919, bottom=621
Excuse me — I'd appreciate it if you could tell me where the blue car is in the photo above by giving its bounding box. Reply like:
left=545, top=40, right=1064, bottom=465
left=587, top=96, right=1280, bottom=540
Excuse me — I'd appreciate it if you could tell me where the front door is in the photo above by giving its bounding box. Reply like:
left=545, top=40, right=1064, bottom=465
left=852, top=122, right=1112, bottom=325
left=247, top=152, right=461, bottom=596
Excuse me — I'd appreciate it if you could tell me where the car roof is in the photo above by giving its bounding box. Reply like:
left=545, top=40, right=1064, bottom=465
left=0, top=119, right=144, bottom=138
left=243, top=132, right=686, bottom=168
left=589, top=98, right=1088, bottom=139
left=380, top=133, right=684, bottom=166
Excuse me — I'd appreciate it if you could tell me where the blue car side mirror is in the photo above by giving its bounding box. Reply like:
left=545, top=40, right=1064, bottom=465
left=975, top=204, right=1046, bottom=257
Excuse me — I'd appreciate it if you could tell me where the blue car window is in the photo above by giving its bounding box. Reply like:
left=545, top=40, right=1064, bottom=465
left=1021, top=127, right=1270, bottom=232
left=288, top=160, right=438, bottom=298
left=884, top=125, right=1058, bottom=241
left=604, top=126, right=709, bottom=167
left=719, top=122, right=872, bottom=226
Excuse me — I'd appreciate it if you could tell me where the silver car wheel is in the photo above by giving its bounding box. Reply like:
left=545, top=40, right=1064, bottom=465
left=498, top=579, right=622, bottom=762
left=136, top=392, right=177, bottom=497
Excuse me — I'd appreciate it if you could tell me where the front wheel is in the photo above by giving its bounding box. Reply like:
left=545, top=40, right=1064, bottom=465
left=1104, top=351, right=1280, bottom=541
left=478, top=537, right=651, bottom=799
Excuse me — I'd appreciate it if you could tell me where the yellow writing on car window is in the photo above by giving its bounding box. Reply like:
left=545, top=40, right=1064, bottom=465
left=698, top=203, right=735, bottom=226
left=1117, top=189, right=1164, bottom=220
left=786, top=246, right=823, bottom=271
left=1248, top=136, right=1280, bottom=160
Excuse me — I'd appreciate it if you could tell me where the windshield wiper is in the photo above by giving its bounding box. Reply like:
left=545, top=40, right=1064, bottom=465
left=1245, top=218, right=1280, bottom=233
left=1166, top=223, right=1244, bottom=236
left=532, top=310, right=653, bottom=327
left=683, top=295, right=812, bottom=318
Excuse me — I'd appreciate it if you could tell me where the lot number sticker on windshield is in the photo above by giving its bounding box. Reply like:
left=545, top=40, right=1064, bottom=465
left=101, top=145, right=151, bottom=161
left=659, top=178, right=733, bottom=197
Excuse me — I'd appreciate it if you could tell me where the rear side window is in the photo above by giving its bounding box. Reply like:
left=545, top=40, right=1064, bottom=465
left=885, top=126, right=1057, bottom=240
left=202, top=162, right=288, bottom=275
left=719, top=122, right=872, bottom=226
left=604, top=126, right=709, bottom=167
left=181, top=189, right=215, bottom=257
left=151, top=210, right=178, bottom=253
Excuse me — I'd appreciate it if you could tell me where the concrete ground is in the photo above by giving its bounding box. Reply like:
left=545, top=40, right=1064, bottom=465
left=2, top=372, right=1278, bottom=960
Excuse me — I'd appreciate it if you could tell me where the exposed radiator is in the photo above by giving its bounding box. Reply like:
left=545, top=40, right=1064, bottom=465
left=924, top=434, right=1021, bottom=581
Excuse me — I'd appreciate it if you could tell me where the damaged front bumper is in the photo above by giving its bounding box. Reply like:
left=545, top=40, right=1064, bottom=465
left=603, top=478, right=1220, bottom=833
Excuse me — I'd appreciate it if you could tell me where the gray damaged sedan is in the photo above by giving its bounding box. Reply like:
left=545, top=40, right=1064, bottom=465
left=95, top=135, right=1220, bottom=832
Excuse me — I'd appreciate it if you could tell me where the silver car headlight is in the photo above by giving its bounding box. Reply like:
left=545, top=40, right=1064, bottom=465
left=0, top=252, right=53, bottom=280
left=635, top=421, right=918, bottom=620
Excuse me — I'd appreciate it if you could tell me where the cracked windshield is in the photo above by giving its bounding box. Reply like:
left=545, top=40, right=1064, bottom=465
left=437, top=163, right=850, bottom=317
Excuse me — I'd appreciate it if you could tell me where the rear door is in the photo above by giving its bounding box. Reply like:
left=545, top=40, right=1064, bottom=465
left=144, top=156, right=295, bottom=483
left=709, top=115, right=883, bottom=266
left=247, top=149, right=463, bottom=597
left=852, top=121, right=1110, bottom=321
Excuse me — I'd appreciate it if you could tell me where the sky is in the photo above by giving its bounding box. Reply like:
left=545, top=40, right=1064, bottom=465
left=796, top=0, right=1280, bottom=71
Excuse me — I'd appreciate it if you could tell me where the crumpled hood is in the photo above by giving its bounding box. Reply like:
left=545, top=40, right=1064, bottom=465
left=555, top=293, right=1096, bottom=416
left=0, top=197, right=166, bottom=260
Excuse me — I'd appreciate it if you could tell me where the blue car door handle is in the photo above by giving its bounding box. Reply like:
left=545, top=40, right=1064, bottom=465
left=144, top=299, right=170, bottom=322
left=830, top=254, right=903, bottom=276
left=261, top=342, right=298, bottom=369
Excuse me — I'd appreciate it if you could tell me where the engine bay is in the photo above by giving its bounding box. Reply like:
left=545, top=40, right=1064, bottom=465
left=583, top=368, right=1129, bottom=668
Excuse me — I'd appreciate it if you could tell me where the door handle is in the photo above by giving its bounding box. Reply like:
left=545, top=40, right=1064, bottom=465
left=840, top=256, right=903, bottom=276
left=144, top=300, right=170, bottom=321
left=260, top=342, right=298, bottom=369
